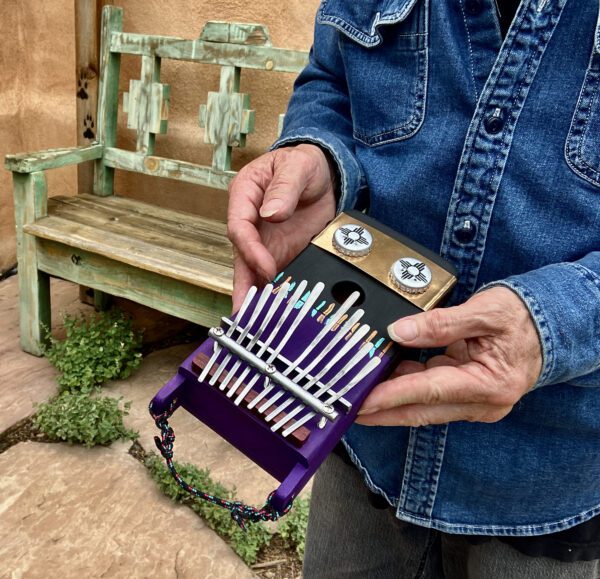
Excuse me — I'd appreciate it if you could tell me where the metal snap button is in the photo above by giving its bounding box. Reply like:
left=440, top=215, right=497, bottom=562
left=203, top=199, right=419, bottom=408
left=484, top=107, right=505, bottom=134
left=454, top=219, right=477, bottom=244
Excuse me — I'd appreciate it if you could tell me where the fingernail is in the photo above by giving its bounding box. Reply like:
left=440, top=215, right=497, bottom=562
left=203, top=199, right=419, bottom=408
left=388, top=319, right=418, bottom=343
left=258, top=269, right=272, bottom=282
left=260, top=199, right=283, bottom=218
left=357, top=407, right=380, bottom=416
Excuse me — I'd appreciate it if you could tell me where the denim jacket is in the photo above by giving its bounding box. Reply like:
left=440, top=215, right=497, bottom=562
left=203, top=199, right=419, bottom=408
left=273, top=0, right=600, bottom=535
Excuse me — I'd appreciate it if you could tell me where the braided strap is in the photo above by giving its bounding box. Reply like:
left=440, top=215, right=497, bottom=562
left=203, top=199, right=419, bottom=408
left=149, top=400, right=291, bottom=530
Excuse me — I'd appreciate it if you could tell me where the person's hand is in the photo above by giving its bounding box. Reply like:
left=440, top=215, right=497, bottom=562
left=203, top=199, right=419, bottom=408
left=227, top=144, right=337, bottom=310
left=356, top=287, right=543, bottom=427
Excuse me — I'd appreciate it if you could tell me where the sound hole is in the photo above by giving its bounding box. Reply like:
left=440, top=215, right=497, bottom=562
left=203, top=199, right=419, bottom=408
left=331, top=280, right=366, bottom=307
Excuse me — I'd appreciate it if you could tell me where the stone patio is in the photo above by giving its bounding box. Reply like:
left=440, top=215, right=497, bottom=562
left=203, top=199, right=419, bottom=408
left=0, top=276, right=294, bottom=578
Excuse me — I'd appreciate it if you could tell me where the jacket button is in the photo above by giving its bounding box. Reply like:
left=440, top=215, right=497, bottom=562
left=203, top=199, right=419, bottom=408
left=455, top=219, right=477, bottom=244
left=465, top=0, right=482, bottom=15
left=484, top=108, right=505, bottom=134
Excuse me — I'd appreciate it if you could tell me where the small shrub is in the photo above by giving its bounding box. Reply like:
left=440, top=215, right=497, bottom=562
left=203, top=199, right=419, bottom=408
left=44, top=311, right=142, bottom=393
left=34, top=392, right=138, bottom=447
left=278, top=495, right=310, bottom=558
left=145, top=454, right=272, bottom=564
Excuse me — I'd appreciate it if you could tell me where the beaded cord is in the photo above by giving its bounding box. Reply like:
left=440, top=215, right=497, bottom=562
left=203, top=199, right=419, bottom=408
left=149, top=400, right=292, bottom=531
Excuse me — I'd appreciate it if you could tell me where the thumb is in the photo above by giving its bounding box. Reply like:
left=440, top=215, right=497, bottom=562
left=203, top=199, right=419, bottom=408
left=259, top=152, right=312, bottom=222
left=387, top=302, right=492, bottom=348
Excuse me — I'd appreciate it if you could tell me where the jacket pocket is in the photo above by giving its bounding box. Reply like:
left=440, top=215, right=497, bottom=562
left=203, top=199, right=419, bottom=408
left=318, top=0, right=429, bottom=147
left=565, top=37, right=600, bottom=188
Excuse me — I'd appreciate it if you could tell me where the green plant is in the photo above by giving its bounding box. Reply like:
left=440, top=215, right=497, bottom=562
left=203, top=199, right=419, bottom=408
left=34, top=392, right=138, bottom=447
left=145, top=454, right=272, bottom=564
left=44, top=311, right=142, bottom=393
left=278, top=495, right=310, bottom=558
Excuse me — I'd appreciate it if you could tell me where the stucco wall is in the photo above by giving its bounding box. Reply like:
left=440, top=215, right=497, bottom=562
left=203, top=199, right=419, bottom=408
left=0, top=1, right=77, bottom=272
left=0, top=0, right=319, bottom=273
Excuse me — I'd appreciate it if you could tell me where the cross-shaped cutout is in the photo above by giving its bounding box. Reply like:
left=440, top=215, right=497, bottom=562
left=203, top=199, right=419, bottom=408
left=123, top=79, right=170, bottom=154
left=198, top=66, right=255, bottom=171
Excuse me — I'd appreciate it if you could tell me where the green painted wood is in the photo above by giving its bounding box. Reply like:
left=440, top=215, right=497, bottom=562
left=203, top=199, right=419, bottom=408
left=13, top=172, right=51, bottom=356
left=110, top=32, right=185, bottom=57
left=157, top=40, right=308, bottom=72
left=103, top=147, right=235, bottom=190
left=51, top=193, right=228, bottom=237
left=37, top=239, right=231, bottom=328
left=25, top=214, right=233, bottom=295
left=46, top=196, right=233, bottom=268
left=277, top=113, right=286, bottom=138
left=123, top=55, right=168, bottom=155
left=199, top=66, right=255, bottom=171
left=199, top=22, right=272, bottom=46
left=8, top=10, right=308, bottom=353
left=93, top=289, right=111, bottom=311
left=94, top=6, right=123, bottom=196
left=5, top=144, right=104, bottom=174
left=111, top=33, right=309, bottom=72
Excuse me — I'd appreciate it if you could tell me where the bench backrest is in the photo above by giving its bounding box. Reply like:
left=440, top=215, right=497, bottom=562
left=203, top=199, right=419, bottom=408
left=94, top=6, right=309, bottom=197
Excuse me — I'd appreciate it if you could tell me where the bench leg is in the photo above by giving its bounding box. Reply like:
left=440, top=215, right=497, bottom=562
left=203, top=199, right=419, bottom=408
left=93, top=289, right=111, bottom=311
left=13, top=172, right=51, bottom=356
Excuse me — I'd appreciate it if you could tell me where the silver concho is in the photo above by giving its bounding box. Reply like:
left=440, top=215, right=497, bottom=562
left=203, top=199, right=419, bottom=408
left=390, top=257, right=432, bottom=294
left=332, top=224, right=373, bottom=257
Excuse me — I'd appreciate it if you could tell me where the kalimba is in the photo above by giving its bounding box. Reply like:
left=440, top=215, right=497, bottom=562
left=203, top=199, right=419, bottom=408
left=150, top=211, right=457, bottom=527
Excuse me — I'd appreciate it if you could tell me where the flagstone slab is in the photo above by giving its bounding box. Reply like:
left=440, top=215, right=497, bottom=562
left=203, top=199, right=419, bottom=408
left=0, top=441, right=254, bottom=579
left=0, top=277, right=88, bottom=433
left=104, top=344, right=282, bottom=507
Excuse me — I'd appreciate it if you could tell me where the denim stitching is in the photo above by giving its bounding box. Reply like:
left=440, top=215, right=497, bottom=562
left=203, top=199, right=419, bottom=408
left=341, top=438, right=399, bottom=506
left=472, top=22, right=550, bottom=292
left=565, top=47, right=600, bottom=187
left=480, top=279, right=555, bottom=388
left=439, top=1, right=530, bottom=260
left=426, top=424, right=448, bottom=519
left=395, top=500, right=600, bottom=536
left=350, top=0, right=429, bottom=146
left=318, top=0, right=420, bottom=48
left=398, top=426, right=419, bottom=512
left=458, top=0, right=479, bottom=102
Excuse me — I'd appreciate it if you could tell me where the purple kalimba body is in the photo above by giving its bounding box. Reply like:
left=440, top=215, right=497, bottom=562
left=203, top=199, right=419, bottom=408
left=150, top=212, right=457, bottom=527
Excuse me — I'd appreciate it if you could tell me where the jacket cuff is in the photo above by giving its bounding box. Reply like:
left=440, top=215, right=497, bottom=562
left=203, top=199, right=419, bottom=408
left=479, top=261, right=600, bottom=388
left=271, top=128, right=366, bottom=212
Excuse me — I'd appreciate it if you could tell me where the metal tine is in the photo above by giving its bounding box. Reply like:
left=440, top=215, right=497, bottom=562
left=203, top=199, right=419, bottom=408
left=198, top=285, right=257, bottom=383
left=232, top=281, right=308, bottom=406
left=212, top=283, right=273, bottom=389
left=301, top=323, right=372, bottom=392
left=324, top=355, right=382, bottom=406
left=257, top=290, right=362, bottom=415
left=280, top=354, right=382, bottom=438
left=271, top=341, right=373, bottom=433
left=224, top=282, right=291, bottom=398
left=294, top=308, right=365, bottom=384
left=246, top=282, right=325, bottom=410
left=264, top=321, right=371, bottom=423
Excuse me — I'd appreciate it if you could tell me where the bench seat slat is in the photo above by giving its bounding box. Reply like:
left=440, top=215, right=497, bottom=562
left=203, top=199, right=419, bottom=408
left=24, top=197, right=233, bottom=295
left=75, top=194, right=228, bottom=235
left=48, top=196, right=232, bottom=265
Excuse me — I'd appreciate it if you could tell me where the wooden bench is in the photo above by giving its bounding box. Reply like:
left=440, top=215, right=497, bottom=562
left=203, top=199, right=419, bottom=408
left=5, top=6, right=308, bottom=355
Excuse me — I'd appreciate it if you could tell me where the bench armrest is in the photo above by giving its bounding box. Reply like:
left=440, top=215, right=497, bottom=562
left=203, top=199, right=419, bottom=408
left=5, top=143, right=103, bottom=173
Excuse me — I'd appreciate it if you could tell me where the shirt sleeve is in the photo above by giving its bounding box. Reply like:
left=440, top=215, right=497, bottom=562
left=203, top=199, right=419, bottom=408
left=480, top=251, right=600, bottom=388
left=270, top=18, right=367, bottom=212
